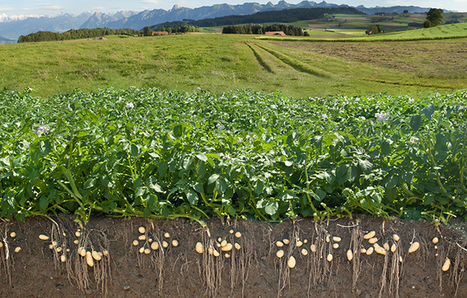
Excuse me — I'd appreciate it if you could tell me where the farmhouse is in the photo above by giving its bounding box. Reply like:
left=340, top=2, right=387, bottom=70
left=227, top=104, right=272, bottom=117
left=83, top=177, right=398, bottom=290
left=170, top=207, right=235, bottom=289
left=264, top=31, right=286, bottom=36
left=152, top=31, right=169, bottom=36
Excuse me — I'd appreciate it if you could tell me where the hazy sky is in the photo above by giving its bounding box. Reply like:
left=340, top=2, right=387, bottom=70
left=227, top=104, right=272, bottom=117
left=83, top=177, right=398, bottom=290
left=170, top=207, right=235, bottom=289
left=1, top=0, right=466, bottom=17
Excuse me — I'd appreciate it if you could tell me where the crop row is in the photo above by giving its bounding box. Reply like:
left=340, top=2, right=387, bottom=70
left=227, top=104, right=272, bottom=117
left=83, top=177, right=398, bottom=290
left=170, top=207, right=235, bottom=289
left=0, top=87, right=466, bottom=224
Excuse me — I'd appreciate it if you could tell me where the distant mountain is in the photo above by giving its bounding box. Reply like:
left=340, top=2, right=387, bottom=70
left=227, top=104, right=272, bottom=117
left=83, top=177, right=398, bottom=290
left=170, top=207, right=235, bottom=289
left=160, top=6, right=364, bottom=28
left=0, top=1, right=454, bottom=41
left=80, top=11, right=137, bottom=28
left=99, top=1, right=347, bottom=30
left=0, top=35, right=15, bottom=44
left=0, top=12, right=92, bottom=41
left=91, top=1, right=439, bottom=30
left=0, top=13, right=45, bottom=22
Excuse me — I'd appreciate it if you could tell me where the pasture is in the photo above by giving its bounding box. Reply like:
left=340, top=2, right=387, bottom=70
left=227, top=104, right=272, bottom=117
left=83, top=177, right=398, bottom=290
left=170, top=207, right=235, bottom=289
left=0, top=31, right=466, bottom=98
left=295, top=12, right=467, bottom=33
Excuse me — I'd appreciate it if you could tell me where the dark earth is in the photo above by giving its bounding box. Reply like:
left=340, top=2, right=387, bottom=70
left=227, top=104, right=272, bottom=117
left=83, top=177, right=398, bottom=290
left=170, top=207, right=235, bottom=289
left=1, top=215, right=467, bottom=297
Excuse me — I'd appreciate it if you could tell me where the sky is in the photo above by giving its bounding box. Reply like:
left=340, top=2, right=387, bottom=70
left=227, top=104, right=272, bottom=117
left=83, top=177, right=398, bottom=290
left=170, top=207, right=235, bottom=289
left=0, top=0, right=466, bottom=18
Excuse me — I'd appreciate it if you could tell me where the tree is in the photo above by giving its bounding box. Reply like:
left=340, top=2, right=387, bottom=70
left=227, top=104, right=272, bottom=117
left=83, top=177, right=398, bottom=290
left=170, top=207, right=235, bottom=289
left=424, top=8, right=443, bottom=28
left=143, top=26, right=152, bottom=36
left=403, top=10, right=409, bottom=14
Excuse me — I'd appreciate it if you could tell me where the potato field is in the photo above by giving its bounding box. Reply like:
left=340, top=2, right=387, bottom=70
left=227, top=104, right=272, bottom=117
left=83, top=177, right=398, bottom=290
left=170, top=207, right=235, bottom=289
left=1, top=87, right=467, bottom=296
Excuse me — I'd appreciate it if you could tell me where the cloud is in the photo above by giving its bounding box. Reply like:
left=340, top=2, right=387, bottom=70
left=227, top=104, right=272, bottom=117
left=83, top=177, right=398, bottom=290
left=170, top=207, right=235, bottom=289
left=0, top=6, right=13, bottom=13
left=38, top=4, right=64, bottom=11
left=139, top=0, right=160, bottom=4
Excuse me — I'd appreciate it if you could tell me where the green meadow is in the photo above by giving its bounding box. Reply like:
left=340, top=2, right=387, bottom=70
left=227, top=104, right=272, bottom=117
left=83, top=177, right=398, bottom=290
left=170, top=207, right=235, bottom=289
left=1, top=28, right=466, bottom=98
left=259, top=21, right=467, bottom=41
left=295, top=12, right=467, bottom=34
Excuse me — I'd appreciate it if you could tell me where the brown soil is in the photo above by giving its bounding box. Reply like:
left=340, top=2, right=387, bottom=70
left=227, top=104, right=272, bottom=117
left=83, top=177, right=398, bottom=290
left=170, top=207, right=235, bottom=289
left=1, top=215, right=467, bottom=297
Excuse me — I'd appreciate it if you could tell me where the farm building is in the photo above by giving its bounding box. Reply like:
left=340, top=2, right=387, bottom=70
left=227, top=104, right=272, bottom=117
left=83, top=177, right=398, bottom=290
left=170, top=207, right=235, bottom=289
left=152, top=31, right=169, bottom=36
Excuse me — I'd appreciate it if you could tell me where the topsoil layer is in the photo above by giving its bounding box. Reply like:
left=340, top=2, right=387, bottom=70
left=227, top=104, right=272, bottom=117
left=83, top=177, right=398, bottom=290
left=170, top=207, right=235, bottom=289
left=1, top=215, right=467, bottom=298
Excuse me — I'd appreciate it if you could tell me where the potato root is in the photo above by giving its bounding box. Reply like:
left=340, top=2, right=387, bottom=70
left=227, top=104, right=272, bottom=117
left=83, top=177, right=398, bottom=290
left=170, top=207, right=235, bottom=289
left=364, top=231, right=375, bottom=239
left=276, top=250, right=284, bottom=258
left=442, top=257, right=451, bottom=271
left=288, top=256, right=296, bottom=268
left=39, top=234, right=49, bottom=241
left=408, top=242, right=420, bottom=253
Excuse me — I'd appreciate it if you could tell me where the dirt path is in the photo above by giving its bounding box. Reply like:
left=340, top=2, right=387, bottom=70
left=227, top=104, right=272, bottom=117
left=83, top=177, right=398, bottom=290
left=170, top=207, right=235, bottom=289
left=1, top=215, right=466, bottom=297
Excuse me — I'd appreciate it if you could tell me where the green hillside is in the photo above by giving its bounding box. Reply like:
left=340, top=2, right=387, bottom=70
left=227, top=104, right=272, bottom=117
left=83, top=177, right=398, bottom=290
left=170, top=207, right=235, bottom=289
left=293, top=12, right=467, bottom=35
left=259, top=22, right=467, bottom=41
left=0, top=33, right=466, bottom=98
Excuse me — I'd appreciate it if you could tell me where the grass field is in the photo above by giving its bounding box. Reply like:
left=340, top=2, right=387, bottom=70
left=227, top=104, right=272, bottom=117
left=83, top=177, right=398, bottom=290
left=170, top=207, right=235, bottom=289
left=260, top=22, right=467, bottom=41
left=294, top=12, right=467, bottom=35
left=1, top=31, right=466, bottom=98
left=355, top=22, right=467, bottom=41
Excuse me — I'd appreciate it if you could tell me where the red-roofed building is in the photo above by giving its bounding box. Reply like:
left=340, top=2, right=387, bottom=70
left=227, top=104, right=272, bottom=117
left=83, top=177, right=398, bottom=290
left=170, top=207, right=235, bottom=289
left=152, top=31, right=169, bottom=36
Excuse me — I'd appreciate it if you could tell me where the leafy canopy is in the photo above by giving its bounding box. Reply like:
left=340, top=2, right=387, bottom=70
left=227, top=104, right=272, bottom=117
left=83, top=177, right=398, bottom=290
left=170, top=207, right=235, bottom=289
left=425, top=8, right=444, bottom=28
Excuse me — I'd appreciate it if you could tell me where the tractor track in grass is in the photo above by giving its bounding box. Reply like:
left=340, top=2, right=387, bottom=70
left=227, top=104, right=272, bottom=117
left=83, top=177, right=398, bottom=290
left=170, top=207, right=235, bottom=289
left=245, top=43, right=274, bottom=74
left=247, top=42, right=333, bottom=78
left=251, top=39, right=465, bottom=90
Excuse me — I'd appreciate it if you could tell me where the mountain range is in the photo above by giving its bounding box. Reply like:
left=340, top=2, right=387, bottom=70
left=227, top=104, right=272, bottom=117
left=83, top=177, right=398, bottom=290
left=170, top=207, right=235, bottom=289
left=0, top=1, right=448, bottom=42
left=0, top=35, right=14, bottom=44
left=0, top=12, right=93, bottom=42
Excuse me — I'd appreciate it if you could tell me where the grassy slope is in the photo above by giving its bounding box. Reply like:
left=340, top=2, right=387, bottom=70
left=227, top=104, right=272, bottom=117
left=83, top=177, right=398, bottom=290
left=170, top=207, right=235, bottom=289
left=294, top=12, right=467, bottom=35
left=193, top=13, right=467, bottom=38
left=259, top=22, right=467, bottom=41
left=0, top=32, right=466, bottom=98
left=357, top=22, right=467, bottom=40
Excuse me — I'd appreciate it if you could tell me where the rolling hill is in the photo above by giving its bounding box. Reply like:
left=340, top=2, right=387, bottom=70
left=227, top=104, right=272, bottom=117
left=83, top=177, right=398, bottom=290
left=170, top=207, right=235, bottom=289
left=0, top=1, right=444, bottom=41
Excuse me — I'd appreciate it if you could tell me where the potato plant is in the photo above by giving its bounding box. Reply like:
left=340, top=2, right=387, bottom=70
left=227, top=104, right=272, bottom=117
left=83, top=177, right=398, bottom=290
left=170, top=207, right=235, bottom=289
left=0, top=87, right=466, bottom=224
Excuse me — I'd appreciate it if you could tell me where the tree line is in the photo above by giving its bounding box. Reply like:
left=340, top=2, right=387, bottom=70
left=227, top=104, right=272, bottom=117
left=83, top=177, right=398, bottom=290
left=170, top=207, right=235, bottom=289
left=147, top=23, right=201, bottom=35
left=150, top=7, right=364, bottom=29
left=365, top=24, right=383, bottom=35
left=222, top=24, right=303, bottom=36
left=194, top=7, right=364, bottom=27
left=17, top=28, right=141, bottom=43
